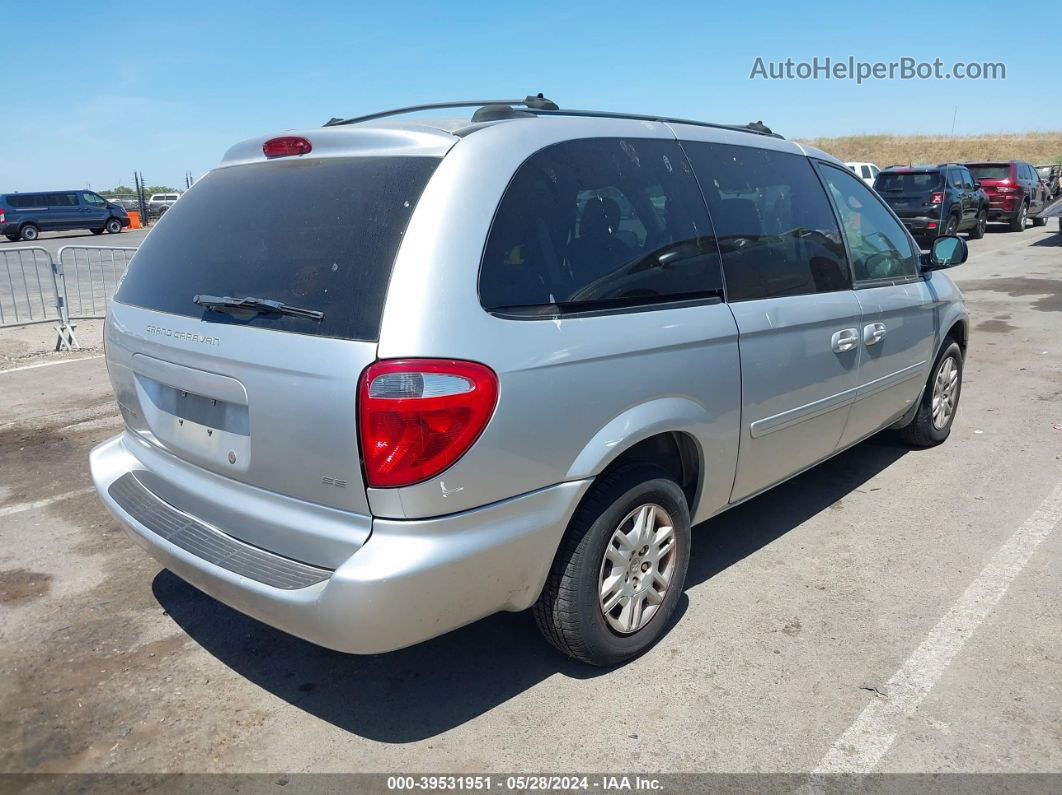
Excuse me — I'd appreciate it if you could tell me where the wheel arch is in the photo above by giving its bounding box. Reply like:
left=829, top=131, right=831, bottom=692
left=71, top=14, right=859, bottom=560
left=564, top=397, right=707, bottom=518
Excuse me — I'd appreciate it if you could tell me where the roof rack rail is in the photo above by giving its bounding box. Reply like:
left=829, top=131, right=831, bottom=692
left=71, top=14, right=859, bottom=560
left=322, top=94, right=782, bottom=139
left=323, top=94, right=559, bottom=127
left=525, top=108, right=782, bottom=138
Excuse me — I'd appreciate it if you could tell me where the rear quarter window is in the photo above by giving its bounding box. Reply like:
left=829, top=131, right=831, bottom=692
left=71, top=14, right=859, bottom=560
left=115, top=156, right=439, bottom=341
left=479, top=138, right=724, bottom=314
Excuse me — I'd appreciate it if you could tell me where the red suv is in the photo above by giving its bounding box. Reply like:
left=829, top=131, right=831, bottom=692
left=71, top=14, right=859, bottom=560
left=966, top=161, right=1049, bottom=231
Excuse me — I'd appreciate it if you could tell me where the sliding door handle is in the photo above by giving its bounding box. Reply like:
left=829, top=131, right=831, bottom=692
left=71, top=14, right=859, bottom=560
left=831, top=328, right=859, bottom=353
left=863, top=322, right=887, bottom=346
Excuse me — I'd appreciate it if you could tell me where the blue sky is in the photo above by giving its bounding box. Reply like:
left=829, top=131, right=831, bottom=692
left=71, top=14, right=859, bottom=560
left=12, top=0, right=1061, bottom=191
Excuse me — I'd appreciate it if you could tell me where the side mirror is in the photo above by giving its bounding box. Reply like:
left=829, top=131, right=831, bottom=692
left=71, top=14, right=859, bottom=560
left=973, top=180, right=982, bottom=189
left=922, top=235, right=968, bottom=271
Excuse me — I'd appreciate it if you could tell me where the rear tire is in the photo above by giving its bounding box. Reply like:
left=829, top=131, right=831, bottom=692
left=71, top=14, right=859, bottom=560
left=105, top=217, right=122, bottom=234
left=1007, top=203, right=1027, bottom=232
left=534, top=464, right=691, bottom=666
left=898, top=341, right=963, bottom=448
left=968, top=210, right=987, bottom=239
left=19, top=224, right=39, bottom=242
left=943, top=214, right=959, bottom=236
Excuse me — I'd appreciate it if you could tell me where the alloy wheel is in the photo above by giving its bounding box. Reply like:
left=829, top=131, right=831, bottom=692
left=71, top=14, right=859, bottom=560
left=931, top=356, right=959, bottom=429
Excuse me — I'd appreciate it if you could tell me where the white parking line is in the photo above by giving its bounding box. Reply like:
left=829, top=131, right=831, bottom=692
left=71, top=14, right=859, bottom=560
left=0, top=355, right=103, bottom=375
left=0, top=487, right=95, bottom=519
left=815, top=479, right=1062, bottom=774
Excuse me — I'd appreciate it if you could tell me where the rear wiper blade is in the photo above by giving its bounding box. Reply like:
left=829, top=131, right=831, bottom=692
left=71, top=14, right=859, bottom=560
left=193, top=294, right=324, bottom=321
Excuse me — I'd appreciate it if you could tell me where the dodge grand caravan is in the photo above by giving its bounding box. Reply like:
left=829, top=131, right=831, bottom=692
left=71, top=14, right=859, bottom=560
left=91, top=97, right=969, bottom=666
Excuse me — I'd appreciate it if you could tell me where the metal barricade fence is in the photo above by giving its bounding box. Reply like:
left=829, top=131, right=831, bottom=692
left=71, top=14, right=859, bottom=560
left=0, top=245, right=138, bottom=350
left=57, top=246, right=137, bottom=320
left=0, top=247, right=63, bottom=328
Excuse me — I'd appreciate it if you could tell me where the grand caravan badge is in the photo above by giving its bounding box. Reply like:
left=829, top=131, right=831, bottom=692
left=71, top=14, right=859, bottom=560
left=145, top=325, right=220, bottom=347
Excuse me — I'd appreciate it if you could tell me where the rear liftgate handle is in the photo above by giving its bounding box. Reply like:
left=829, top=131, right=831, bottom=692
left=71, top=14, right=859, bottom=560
left=831, top=327, right=860, bottom=353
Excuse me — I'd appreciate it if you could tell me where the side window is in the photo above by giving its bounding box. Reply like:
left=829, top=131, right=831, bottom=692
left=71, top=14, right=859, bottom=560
left=948, top=168, right=963, bottom=188
left=870, top=165, right=880, bottom=178
left=682, top=141, right=850, bottom=301
left=818, top=163, right=919, bottom=283
left=83, top=192, right=106, bottom=207
left=480, top=138, right=724, bottom=313
left=861, top=166, right=872, bottom=179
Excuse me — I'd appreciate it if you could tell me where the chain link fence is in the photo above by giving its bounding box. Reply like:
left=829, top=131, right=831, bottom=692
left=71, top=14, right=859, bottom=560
left=0, top=245, right=136, bottom=349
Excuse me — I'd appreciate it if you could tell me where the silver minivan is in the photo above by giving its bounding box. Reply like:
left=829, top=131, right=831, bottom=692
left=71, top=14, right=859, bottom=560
left=91, top=97, right=969, bottom=666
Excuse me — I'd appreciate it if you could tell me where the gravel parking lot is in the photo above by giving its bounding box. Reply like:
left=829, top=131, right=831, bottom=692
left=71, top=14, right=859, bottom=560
left=0, top=223, right=1059, bottom=779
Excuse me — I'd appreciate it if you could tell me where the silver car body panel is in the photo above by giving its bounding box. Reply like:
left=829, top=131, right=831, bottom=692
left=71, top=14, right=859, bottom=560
left=91, top=112, right=968, bottom=654
left=92, top=434, right=590, bottom=653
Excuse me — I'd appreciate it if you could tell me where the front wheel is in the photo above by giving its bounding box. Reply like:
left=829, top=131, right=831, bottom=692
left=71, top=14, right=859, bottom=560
left=897, top=341, right=963, bottom=447
left=534, top=464, right=691, bottom=666
left=1031, top=215, right=1047, bottom=227
left=968, top=210, right=987, bottom=239
left=105, top=217, right=123, bottom=234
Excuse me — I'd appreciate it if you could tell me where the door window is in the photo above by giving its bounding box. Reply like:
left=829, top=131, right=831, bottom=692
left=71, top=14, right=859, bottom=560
left=682, top=141, right=849, bottom=301
left=480, top=138, right=724, bottom=313
left=83, top=192, right=106, bottom=207
left=818, top=163, right=919, bottom=283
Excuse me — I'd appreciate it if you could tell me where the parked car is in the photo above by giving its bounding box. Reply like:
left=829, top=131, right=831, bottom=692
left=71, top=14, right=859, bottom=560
left=104, top=194, right=141, bottom=212
left=90, top=100, right=970, bottom=666
left=0, top=190, right=130, bottom=242
left=845, top=161, right=881, bottom=187
left=147, top=193, right=181, bottom=214
left=1035, top=164, right=1062, bottom=200
left=966, top=161, right=1049, bottom=230
left=873, top=163, right=989, bottom=244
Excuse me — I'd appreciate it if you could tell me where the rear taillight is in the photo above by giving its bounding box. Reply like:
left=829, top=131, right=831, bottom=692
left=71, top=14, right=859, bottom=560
left=929, top=192, right=944, bottom=205
left=262, top=136, right=312, bottom=158
left=997, top=186, right=1016, bottom=193
left=0, top=210, right=5, bottom=224
left=358, top=359, right=498, bottom=488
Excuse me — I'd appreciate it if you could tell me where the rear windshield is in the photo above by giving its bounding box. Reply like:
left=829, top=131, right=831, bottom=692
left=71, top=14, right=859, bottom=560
left=115, top=156, right=439, bottom=341
left=967, top=164, right=1010, bottom=181
left=873, top=172, right=941, bottom=192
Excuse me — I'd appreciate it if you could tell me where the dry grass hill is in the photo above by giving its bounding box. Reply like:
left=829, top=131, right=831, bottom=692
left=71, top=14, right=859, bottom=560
left=796, top=132, right=1062, bottom=167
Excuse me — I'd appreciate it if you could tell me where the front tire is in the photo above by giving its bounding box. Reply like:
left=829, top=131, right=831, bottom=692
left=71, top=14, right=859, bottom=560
left=19, top=224, right=39, bottom=242
left=898, top=341, right=963, bottom=447
left=105, top=217, right=123, bottom=234
left=534, top=464, right=691, bottom=666
left=968, top=210, right=987, bottom=239
left=1031, top=215, right=1046, bottom=227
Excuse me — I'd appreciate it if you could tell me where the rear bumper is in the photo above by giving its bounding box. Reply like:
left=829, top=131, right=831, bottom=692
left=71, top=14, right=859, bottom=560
left=897, top=215, right=941, bottom=236
left=90, top=433, right=590, bottom=654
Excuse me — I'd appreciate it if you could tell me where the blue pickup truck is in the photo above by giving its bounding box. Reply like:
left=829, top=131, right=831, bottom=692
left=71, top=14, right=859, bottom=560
left=0, top=189, right=130, bottom=241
